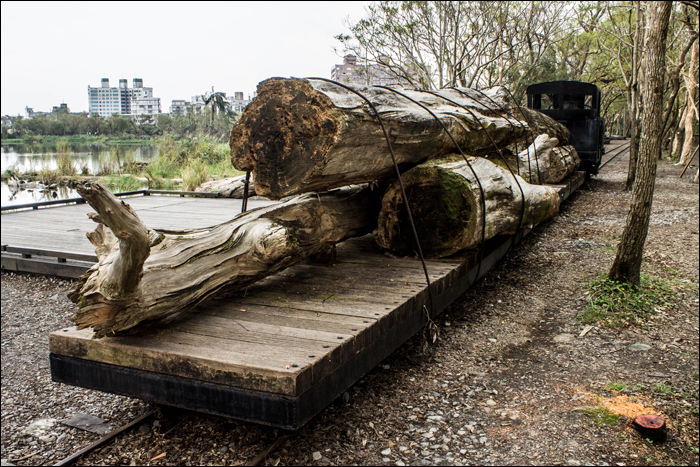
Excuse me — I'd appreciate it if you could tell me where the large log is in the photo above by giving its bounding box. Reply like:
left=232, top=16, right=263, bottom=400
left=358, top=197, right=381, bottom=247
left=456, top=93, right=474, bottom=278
left=68, top=183, right=380, bottom=337
left=229, top=78, right=571, bottom=199
left=376, top=156, right=560, bottom=258
left=515, top=134, right=580, bottom=184
left=195, top=174, right=257, bottom=198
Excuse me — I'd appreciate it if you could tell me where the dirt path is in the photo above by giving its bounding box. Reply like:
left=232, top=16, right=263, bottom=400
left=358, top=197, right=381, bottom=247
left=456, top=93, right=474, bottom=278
left=2, top=149, right=698, bottom=466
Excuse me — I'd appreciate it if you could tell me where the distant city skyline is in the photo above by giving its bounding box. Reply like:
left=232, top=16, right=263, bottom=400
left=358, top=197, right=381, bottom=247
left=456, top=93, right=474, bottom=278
left=1, top=1, right=369, bottom=117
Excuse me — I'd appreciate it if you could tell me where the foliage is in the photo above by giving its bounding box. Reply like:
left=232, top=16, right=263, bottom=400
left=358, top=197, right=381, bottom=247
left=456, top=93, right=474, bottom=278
left=55, top=140, right=76, bottom=176
left=2, top=101, right=238, bottom=143
left=578, top=272, right=695, bottom=328
left=182, top=159, right=209, bottom=191
left=102, top=174, right=147, bottom=193
left=336, top=1, right=698, bottom=112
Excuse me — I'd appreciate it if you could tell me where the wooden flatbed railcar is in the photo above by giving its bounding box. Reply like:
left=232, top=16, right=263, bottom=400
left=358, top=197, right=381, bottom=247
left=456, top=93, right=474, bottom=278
left=40, top=172, right=585, bottom=429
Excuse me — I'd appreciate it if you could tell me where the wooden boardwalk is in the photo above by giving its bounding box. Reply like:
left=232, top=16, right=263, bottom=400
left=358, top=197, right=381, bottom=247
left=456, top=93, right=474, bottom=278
left=1, top=195, right=277, bottom=277
left=46, top=171, right=586, bottom=429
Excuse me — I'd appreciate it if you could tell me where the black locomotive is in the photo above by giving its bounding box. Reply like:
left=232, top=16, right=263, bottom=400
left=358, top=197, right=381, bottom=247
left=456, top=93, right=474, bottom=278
left=526, top=81, right=605, bottom=174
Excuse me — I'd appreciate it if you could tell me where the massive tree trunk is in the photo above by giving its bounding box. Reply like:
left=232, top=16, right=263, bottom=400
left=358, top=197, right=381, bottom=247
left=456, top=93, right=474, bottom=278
left=229, top=77, right=570, bottom=199
left=376, top=156, right=560, bottom=258
left=69, top=183, right=380, bottom=338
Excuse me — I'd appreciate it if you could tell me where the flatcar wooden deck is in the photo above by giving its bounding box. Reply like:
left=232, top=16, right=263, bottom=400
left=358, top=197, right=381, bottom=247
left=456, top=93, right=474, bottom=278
left=45, top=171, right=586, bottom=429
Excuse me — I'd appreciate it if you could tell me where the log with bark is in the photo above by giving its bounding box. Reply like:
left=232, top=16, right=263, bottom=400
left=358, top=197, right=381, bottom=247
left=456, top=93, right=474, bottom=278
left=68, top=182, right=380, bottom=337
left=229, top=78, right=571, bottom=199
left=376, top=156, right=560, bottom=258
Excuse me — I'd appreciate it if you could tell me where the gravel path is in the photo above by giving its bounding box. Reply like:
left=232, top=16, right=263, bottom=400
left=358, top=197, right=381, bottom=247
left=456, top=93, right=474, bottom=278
left=2, top=151, right=698, bottom=466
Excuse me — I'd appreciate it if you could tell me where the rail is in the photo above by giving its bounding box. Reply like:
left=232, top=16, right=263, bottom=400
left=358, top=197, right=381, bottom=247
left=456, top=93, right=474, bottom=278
left=1, top=189, right=222, bottom=213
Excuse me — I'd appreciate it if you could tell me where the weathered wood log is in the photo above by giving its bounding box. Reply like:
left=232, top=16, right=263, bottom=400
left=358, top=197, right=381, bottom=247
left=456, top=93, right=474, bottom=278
left=229, top=78, right=570, bottom=199
left=515, top=134, right=580, bottom=184
left=195, top=174, right=258, bottom=198
left=376, top=156, right=560, bottom=258
left=68, top=182, right=380, bottom=338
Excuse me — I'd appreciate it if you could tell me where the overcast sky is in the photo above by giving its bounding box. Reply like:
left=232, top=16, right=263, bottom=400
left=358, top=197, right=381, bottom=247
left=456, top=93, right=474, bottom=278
left=0, top=1, right=370, bottom=117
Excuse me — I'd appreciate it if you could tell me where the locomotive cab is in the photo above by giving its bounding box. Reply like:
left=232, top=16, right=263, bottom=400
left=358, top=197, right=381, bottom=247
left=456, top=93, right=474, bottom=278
left=527, top=81, right=605, bottom=175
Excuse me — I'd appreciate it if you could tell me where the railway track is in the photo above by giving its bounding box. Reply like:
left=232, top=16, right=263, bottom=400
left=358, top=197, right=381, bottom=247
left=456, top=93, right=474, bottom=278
left=598, top=141, right=631, bottom=171
left=51, top=408, right=292, bottom=466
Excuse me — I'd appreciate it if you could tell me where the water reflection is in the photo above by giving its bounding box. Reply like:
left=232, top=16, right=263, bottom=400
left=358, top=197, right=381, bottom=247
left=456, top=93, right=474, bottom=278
left=1, top=142, right=157, bottom=207
left=2, top=143, right=158, bottom=175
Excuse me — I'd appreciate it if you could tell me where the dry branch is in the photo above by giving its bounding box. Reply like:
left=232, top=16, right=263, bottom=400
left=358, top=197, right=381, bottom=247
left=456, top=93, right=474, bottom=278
left=69, top=183, right=380, bottom=337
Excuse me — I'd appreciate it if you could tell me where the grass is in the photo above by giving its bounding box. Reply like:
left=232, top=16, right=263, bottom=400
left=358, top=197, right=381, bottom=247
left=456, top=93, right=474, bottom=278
left=652, top=383, right=674, bottom=395
left=55, top=140, right=76, bottom=176
left=578, top=272, right=696, bottom=328
left=102, top=174, right=147, bottom=193
left=593, top=241, right=617, bottom=254
left=603, top=382, right=628, bottom=392
left=574, top=405, right=621, bottom=426
left=182, top=159, right=209, bottom=191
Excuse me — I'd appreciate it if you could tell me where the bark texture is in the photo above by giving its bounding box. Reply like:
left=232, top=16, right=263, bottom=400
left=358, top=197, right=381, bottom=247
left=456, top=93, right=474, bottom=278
left=609, top=1, right=673, bottom=286
left=195, top=174, right=257, bottom=198
left=515, top=134, right=580, bottom=184
left=229, top=78, right=570, bottom=199
left=69, top=183, right=380, bottom=337
left=678, top=39, right=699, bottom=166
left=376, top=156, right=560, bottom=258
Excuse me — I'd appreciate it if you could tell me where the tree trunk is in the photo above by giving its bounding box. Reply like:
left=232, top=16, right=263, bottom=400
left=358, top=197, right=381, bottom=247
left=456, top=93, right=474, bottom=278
left=229, top=78, right=570, bottom=199
left=609, top=1, right=672, bottom=286
left=672, top=104, right=687, bottom=159
left=625, top=1, right=642, bottom=191
left=69, top=182, right=380, bottom=338
left=678, top=40, right=699, bottom=166
left=376, top=156, right=561, bottom=258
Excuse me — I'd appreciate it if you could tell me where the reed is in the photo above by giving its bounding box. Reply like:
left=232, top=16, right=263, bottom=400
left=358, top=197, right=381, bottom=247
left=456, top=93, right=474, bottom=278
left=55, top=140, right=77, bottom=176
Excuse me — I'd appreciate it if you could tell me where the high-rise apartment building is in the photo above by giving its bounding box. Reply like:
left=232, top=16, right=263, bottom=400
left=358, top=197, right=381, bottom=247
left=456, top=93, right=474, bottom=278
left=88, top=78, right=161, bottom=117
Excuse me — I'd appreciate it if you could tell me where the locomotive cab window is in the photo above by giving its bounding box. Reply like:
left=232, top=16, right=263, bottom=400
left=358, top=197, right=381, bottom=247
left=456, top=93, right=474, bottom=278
left=563, top=94, right=593, bottom=110
left=531, top=94, right=558, bottom=110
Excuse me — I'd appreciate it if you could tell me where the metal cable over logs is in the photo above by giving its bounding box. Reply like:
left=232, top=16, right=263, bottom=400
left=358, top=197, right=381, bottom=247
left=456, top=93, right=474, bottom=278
left=422, top=88, right=528, bottom=243
left=372, top=85, right=490, bottom=285
left=304, top=77, right=435, bottom=316
left=497, top=86, right=544, bottom=184
left=465, top=87, right=524, bottom=175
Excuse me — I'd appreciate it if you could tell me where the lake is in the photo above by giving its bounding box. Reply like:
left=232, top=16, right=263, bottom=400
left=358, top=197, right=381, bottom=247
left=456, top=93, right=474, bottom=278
left=1, top=143, right=158, bottom=207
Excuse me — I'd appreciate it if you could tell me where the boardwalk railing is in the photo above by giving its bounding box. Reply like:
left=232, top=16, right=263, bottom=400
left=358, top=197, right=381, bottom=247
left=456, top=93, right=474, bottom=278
left=1, top=189, right=221, bottom=213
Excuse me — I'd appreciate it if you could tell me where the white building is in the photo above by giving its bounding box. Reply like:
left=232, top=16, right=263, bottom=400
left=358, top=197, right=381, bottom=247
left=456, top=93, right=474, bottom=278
left=170, top=99, right=188, bottom=116
left=226, top=92, right=250, bottom=112
left=88, top=78, right=161, bottom=117
left=169, top=92, right=250, bottom=116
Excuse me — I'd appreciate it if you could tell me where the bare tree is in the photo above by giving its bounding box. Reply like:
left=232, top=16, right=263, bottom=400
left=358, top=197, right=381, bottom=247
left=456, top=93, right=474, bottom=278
left=335, top=1, right=570, bottom=97
left=609, top=1, right=673, bottom=286
left=677, top=36, right=699, bottom=166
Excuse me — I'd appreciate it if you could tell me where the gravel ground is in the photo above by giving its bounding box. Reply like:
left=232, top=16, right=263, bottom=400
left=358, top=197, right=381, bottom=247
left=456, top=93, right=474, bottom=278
left=1, top=150, right=698, bottom=466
